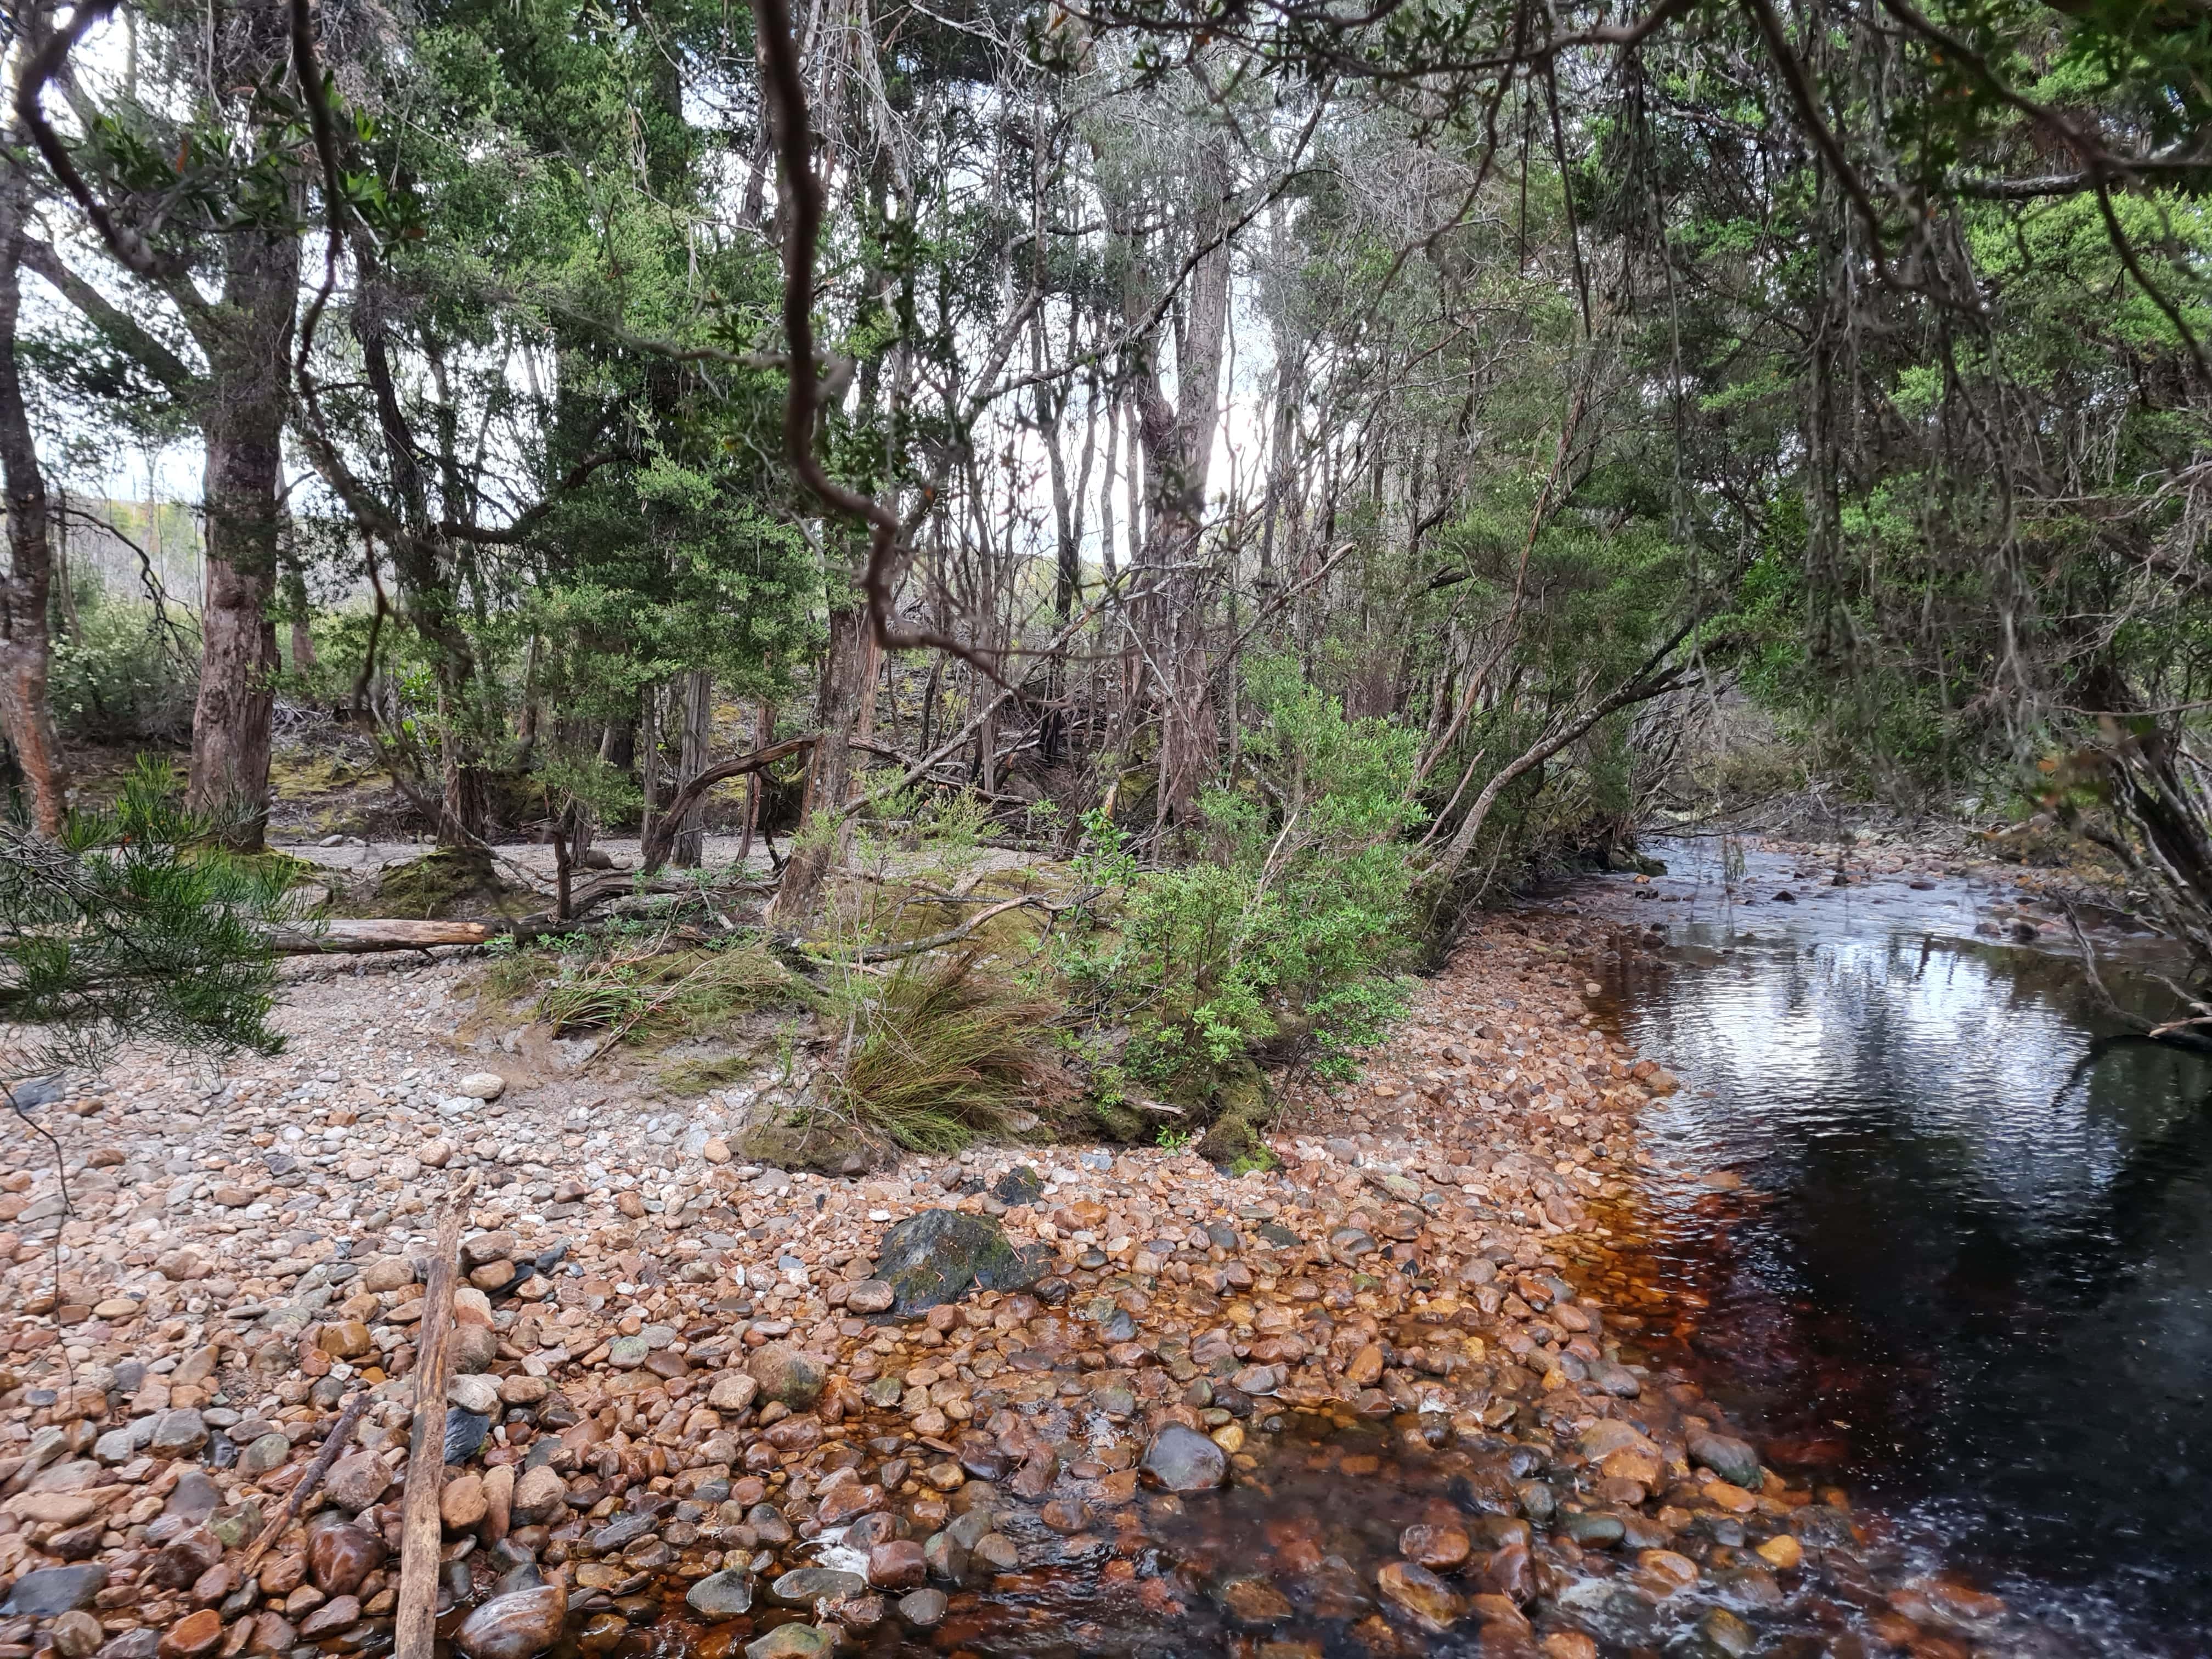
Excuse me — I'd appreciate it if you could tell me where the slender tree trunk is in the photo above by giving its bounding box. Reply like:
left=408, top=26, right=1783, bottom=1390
left=674, top=667, right=713, bottom=867
left=0, top=140, right=67, bottom=836
left=1133, top=130, right=1234, bottom=833
left=189, top=226, right=295, bottom=848
left=772, top=598, right=868, bottom=922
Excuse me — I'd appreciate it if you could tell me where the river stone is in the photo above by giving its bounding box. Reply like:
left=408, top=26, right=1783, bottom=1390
left=510, top=1465, right=568, bottom=1525
left=1218, top=1576, right=1293, bottom=1624
left=1140, top=1424, right=1227, bottom=1492
left=843, top=1280, right=895, bottom=1315
left=770, top=1568, right=866, bottom=1606
left=895, top=1589, right=947, bottom=1629
left=452, top=1323, right=499, bottom=1375
left=1, top=1564, right=108, bottom=1615
left=307, top=1522, right=385, bottom=1595
left=747, top=1344, right=825, bottom=1409
left=449, top=1374, right=503, bottom=1416
left=866, top=1541, right=926, bottom=1590
left=873, top=1209, right=1051, bottom=1314
left=166, top=1471, right=221, bottom=1522
left=1696, top=1608, right=1756, bottom=1658
left=324, top=1451, right=391, bottom=1511
left=148, top=1527, right=222, bottom=1589
left=238, top=1431, right=291, bottom=1476
left=1559, top=1511, right=1626, bottom=1548
left=744, top=1627, right=833, bottom=1659
left=1376, top=1561, right=1461, bottom=1633
left=991, top=1166, right=1043, bottom=1207
left=685, top=1571, right=754, bottom=1619
left=155, top=1609, right=222, bottom=1659
left=445, top=1408, right=494, bottom=1464
left=149, top=1408, right=208, bottom=1458
left=1688, top=1429, right=1762, bottom=1489
left=456, top=1582, right=568, bottom=1659
left=458, top=1072, right=507, bottom=1101
left=50, top=1610, right=104, bottom=1658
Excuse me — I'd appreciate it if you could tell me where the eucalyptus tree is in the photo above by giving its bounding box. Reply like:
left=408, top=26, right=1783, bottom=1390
left=11, top=0, right=323, bottom=846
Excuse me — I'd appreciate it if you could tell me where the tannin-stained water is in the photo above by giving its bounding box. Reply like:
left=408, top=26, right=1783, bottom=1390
left=1593, top=839, right=2212, bottom=1653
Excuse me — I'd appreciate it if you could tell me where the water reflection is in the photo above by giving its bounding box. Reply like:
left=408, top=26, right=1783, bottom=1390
left=1604, top=842, right=2212, bottom=1646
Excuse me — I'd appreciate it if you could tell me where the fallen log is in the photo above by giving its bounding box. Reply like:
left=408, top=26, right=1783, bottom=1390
left=271, top=919, right=494, bottom=954
left=395, top=1173, right=475, bottom=1659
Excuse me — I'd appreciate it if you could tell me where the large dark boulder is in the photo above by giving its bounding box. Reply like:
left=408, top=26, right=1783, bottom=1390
left=875, top=1209, right=1051, bottom=1315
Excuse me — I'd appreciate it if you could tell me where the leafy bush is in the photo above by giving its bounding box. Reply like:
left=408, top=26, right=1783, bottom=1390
left=47, top=591, right=199, bottom=743
left=1060, top=655, right=1424, bottom=1103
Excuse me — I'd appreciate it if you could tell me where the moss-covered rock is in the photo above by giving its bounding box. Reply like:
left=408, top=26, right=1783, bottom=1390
left=739, top=1122, right=876, bottom=1175
left=363, top=847, right=521, bottom=919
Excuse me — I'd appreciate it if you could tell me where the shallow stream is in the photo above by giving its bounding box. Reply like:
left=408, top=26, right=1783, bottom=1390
left=1593, top=839, right=2212, bottom=1654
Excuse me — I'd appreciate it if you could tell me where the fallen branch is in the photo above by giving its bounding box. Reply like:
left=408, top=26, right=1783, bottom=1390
left=641, top=736, right=820, bottom=873
left=238, top=1390, right=369, bottom=1572
left=396, top=1172, right=476, bottom=1659
left=797, top=893, right=1073, bottom=963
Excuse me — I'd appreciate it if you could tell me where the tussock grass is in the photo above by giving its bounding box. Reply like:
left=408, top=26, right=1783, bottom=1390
left=539, top=941, right=802, bottom=1041
left=831, top=950, right=1054, bottom=1152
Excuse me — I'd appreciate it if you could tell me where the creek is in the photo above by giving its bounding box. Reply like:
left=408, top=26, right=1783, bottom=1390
left=1594, top=838, right=2212, bottom=1655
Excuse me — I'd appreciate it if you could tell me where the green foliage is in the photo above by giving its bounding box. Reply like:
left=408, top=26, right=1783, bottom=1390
left=47, top=592, right=199, bottom=744
left=1059, top=657, right=1422, bottom=1103
left=1, top=760, right=286, bottom=1078
left=830, top=951, right=1056, bottom=1152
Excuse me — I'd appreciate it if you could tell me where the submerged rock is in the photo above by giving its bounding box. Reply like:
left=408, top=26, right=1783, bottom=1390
left=1139, top=1424, right=1227, bottom=1492
left=873, top=1209, right=1052, bottom=1314
left=685, top=1571, right=754, bottom=1619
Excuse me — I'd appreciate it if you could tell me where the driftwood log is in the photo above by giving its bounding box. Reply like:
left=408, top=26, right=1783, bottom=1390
left=394, top=1174, right=475, bottom=1659
left=270, top=919, right=494, bottom=954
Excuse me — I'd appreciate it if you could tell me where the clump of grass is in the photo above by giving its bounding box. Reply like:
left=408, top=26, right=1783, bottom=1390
left=830, top=950, right=1054, bottom=1153
left=654, top=1051, right=755, bottom=1096
left=541, top=940, right=804, bottom=1041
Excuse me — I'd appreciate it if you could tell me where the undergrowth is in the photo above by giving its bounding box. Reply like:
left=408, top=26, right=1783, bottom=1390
left=481, top=936, right=807, bottom=1045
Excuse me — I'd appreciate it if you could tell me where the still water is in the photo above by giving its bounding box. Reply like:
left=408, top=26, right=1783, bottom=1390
left=1600, top=840, right=2212, bottom=1652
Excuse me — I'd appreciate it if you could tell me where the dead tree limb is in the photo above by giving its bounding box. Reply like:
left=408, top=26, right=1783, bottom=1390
left=237, top=1390, right=370, bottom=1572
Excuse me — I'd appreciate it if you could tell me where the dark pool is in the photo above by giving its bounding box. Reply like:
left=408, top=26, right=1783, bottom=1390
left=1594, top=838, right=2212, bottom=1653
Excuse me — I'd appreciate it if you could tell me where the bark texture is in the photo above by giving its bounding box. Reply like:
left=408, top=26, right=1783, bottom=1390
left=0, top=102, right=68, bottom=836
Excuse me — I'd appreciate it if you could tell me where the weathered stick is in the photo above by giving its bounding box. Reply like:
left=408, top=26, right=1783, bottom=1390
left=236, top=1389, right=370, bottom=1572
left=395, top=1174, right=476, bottom=1659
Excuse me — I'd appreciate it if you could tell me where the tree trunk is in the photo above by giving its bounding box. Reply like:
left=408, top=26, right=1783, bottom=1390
left=1132, top=131, right=1234, bottom=833
left=771, top=599, right=868, bottom=922
left=674, top=668, right=712, bottom=867
left=0, top=143, right=67, bottom=837
left=188, top=226, right=294, bottom=848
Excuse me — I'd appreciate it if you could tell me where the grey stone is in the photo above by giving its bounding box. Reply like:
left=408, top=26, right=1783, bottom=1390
left=769, top=1568, right=866, bottom=1605
left=1688, top=1429, right=1762, bottom=1489
left=0, top=1564, right=109, bottom=1615
left=1139, top=1424, right=1227, bottom=1493
left=684, top=1571, right=754, bottom=1619
left=149, top=1408, right=208, bottom=1458
left=873, top=1209, right=1051, bottom=1315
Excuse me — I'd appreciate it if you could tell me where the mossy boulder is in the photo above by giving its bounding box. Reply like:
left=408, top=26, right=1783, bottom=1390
left=365, top=848, right=521, bottom=919
left=739, top=1123, right=873, bottom=1175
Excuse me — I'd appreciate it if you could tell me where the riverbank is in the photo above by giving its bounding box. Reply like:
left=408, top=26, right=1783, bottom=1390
left=0, top=860, right=2065, bottom=1659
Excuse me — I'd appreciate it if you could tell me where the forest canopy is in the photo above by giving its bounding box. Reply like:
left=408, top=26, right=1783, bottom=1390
left=5, top=0, right=2212, bottom=1110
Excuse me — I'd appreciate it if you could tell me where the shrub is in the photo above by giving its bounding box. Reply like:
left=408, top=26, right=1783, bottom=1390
left=537, top=940, right=802, bottom=1041
left=1059, top=655, right=1424, bottom=1105
left=47, top=591, right=199, bottom=743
